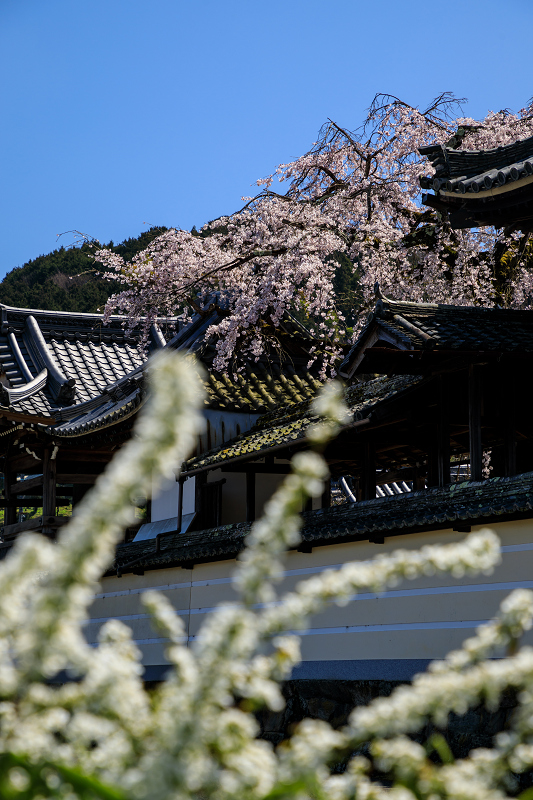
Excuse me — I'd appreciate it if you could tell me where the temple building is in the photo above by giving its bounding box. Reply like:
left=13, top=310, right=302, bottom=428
left=101, top=294, right=533, bottom=687
left=0, top=301, right=322, bottom=541
left=3, top=132, right=533, bottom=734
left=3, top=296, right=533, bottom=690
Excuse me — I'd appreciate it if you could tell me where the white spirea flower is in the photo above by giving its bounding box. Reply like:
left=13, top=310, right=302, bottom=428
left=0, top=356, right=531, bottom=800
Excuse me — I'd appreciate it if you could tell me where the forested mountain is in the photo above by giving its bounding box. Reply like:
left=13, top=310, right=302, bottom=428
left=0, top=225, right=360, bottom=331
left=0, top=227, right=168, bottom=313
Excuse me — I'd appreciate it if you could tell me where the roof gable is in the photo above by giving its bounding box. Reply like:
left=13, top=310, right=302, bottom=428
left=339, top=295, right=533, bottom=378
left=419, top=133, right=533, bottom=229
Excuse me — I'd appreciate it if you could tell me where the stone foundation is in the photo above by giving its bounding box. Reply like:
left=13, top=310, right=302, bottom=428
left=257, top=680, right=517, bottom=760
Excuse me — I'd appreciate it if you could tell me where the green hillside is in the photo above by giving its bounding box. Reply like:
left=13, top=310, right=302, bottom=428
left=0, top=227, right=168, bottom=313
left=0, top=226, right=361, bottom=330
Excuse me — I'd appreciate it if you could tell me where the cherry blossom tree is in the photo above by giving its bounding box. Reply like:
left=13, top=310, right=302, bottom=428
left=96, top=93, right=533, bottom=372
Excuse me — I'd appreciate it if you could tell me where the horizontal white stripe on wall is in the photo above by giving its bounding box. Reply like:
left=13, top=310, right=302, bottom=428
left=127, top=618, right=489, bottom=647
left=87, top=577, right=533, bottom=626
left=95, top=541, right=533, bottom=601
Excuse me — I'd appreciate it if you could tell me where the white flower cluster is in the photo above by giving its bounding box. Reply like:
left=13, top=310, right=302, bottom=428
left=0, top=355, right=531, bottom=800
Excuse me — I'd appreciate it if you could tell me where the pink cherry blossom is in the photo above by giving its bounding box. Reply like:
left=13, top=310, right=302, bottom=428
left=95, top=93, right=533, bottom=373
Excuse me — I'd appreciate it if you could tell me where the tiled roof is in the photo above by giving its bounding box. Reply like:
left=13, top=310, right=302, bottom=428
left=51, top=379, right=145, bottom=437
left=418, top=133, right=533, bottom=229
left=340, top=296, right=533, bottom=378
left=419, top=134, right=533, bottom=193
left=110, top=471, right=533, bottom=573
left=204, top=364, right=322, bottom=413
left=0, top=304, right=156, bottom=422
left=183, top=374, right=423, bottom=475
left=0, top=302, right=328, bottom=439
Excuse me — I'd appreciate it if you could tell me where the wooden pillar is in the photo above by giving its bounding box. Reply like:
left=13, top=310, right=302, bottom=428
left=3, top=463, right=16, bottom=527
left=177, top=477, right=184, bottom=532
left=246, top=471, right=255, bottom=522
left=503, top=368, right=517, bottom=477
left=469, top=364, right=483, bottom=481
left=361, top=442, right=376, bottom=501
left=321, top=478, right=331, bottom=509
left=42, top=446, right=57, bottom=535
left=437, top=376, right=451, bottom=486
left=426, top=439, right=439, bottom=488
left=195, top=472, right=206, bottom=529
left=413, top=468, right=425, bottom=492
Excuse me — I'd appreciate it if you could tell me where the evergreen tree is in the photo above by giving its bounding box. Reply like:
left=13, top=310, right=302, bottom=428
left=0, top=227, right=168, bottom=313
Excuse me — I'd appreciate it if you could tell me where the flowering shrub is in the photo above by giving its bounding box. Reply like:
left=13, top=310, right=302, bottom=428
left=0, top=353, right=532, bottom=799
left=96, top=94, right=533, bottom=373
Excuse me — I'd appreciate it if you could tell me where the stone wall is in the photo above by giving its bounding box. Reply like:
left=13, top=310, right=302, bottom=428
left=257, top=680, right=517, bottom=761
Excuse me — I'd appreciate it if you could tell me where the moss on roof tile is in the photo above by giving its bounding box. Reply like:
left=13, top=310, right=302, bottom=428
left=183, top=374, right=423, bottom=474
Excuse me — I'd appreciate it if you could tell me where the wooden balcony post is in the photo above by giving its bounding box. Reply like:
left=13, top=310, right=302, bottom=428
left=361, top=442, right=376, bottom=501
left=437, top=375, right=451, bottom=486
left=503, top=368, right=517, bottom=477
left=469, top=364, right=483, bottom=481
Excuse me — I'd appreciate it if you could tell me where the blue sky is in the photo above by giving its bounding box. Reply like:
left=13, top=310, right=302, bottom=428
left=1, top=0, right=532, bottom=280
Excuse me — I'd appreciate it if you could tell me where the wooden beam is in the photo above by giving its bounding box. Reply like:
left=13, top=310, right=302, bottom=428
left=8, top=452, right=44, bottom=473
left=3, top=476, right=104, bottom=497
left=246, top=471, right=255, bottom=523
left=468, top=364, right=483, bottom=481
left=56, top=461, right=107, bottom=474
left=10, top=475, right=43, bottom=495
left=56, top=474, right=100, bottom=484
left=2, top=515, right=68, bottom=539
left=220, top=463, right=291, bottom=474
left=0, top=498, right=70, bottom=508
left=56, top=450, right=115, bottom=462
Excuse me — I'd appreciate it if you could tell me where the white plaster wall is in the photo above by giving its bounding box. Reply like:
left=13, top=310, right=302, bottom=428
left=198, top=409, right=260, bottom=455
left=206, top=461, right=313, bottom=524
left=256, top=473, right=284, bottom=517
left=151, top=474, right=178, bottom=522
left=182, top=476, right=195, bottom=515
left=88, top=518, right=533, bottom=667
left=151, top=475, right=195, bottom=523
